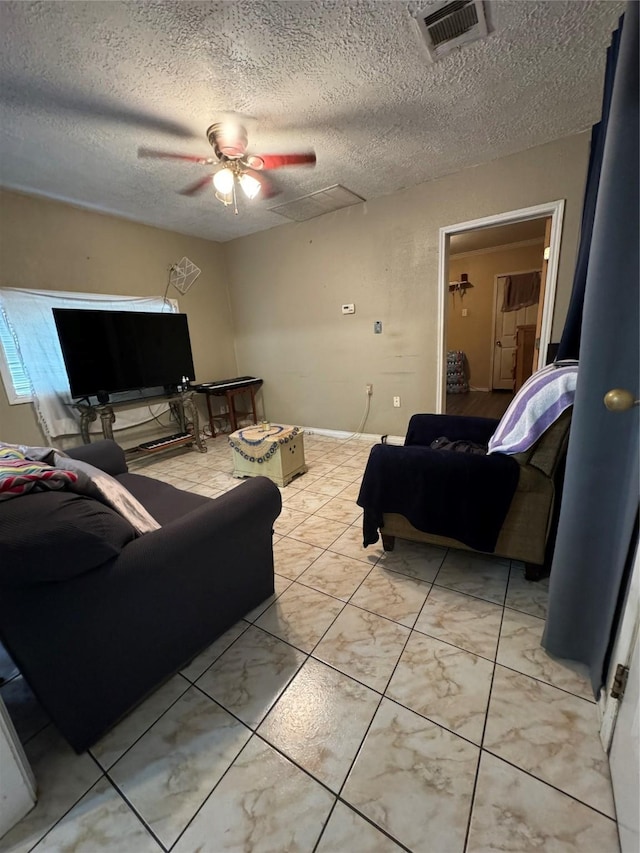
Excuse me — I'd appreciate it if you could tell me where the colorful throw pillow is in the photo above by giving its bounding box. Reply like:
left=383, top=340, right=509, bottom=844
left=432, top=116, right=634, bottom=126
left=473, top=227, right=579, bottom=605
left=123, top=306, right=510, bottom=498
left=0, top=447, right=78, bottom=500
left=487, top=360, right=578, bottom=455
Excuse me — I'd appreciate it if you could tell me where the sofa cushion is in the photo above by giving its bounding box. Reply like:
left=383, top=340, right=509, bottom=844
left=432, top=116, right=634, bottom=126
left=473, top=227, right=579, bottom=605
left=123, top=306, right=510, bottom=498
left=117, top=472, right=212, bottom=524
left=0, top=490, right=136, bottom=586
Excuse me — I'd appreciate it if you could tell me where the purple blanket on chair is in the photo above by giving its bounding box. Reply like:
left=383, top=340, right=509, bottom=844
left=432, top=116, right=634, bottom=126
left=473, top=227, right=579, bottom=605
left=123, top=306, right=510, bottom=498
left=357, top=442, right=520, bottom=552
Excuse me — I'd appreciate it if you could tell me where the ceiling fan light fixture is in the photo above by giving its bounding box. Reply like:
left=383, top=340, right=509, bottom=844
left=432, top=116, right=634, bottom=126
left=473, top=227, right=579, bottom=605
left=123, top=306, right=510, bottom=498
left=213, top=167, right=234, bottom=194
left=239, top=172, right=261, bottom=199
left=215, top=189, right=234, bottom=206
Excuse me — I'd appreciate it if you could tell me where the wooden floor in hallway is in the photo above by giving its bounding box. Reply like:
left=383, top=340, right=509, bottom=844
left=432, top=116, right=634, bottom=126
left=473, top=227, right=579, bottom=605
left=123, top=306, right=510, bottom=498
left=446, top=390, right=513, bottom=419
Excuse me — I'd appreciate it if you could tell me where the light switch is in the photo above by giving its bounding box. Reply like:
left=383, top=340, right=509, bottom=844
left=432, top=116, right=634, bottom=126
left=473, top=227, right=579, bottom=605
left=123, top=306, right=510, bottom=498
left=462, top=308, right=468, bottom=317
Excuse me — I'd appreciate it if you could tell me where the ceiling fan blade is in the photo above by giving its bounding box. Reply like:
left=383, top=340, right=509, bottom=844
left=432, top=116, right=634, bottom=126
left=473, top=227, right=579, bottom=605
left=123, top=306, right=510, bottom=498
left=1, top=76, right=198, bottom=139
left=245, top=169, right=280, bottom=199
left=249, top=152, right=316, bottom=171
left=178, top=176, right=214, bottom=196
left=138, top=147, right=215, bottom=165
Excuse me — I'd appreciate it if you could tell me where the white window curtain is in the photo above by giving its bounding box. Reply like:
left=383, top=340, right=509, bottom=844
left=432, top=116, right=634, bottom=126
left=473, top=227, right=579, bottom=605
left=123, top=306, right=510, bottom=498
left=0, top=288, right=177, bottom=439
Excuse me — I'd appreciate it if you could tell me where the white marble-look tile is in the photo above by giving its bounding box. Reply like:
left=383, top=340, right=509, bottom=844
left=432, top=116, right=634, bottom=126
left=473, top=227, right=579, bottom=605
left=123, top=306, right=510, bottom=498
left=196, top=625, right=305, bottom=728
left=0, top=726, right=102, bottom=853
left=336, top=481, right=362, bottom=501
left=386, top=632, right=493, bottom=744
left=273, top=506, right=310, bottom=536
left=91, top=674, right=190, bottom=769
left=307, top=476, right=355, bottom=497
left=182, top=481, right=219, bottom=497
left=258, top=658, right=380, bottom=791
left=255, top=581, right=345, bottom=652
left=244, top=573, right=292, bottom=622
left=31, top=777, right=161, bottom=852
left=282, top=489, right=332, bottom=514
left=484, top=667, right=615, bottom=818
left=179, top=621, right=249, bottom=683
left=497, top=609, right=593, bottom=700
left=377, top=540, right=447, bottom=583
left=109, top=687, right=251, bottom=848
left=303, top=461, right=339, bottom=478
left=272, top=537, right=325, bottom=581
left=323, top=466, right=362, bottom=484
left=342, top=698, right=479, bottom=853
left=298, top=550, right=372, bottom=601
left=314, top=495, right=363, bottom=524
left=314, top=605, right=410, bottom=692
left=435, top=551, right=510, bottom=604
left=505, top=569, right=550, bottom=619
left=288, top=515, right=349, bottom=549
left=467, top=751, right=620, bottom=852
left=328, top=525, right=382, bottom=564
left=172, top=736, right=335, bottom=852
left=414, top=586, right=503, bottom=660
left=350, top=567, right=431, bottom=627
left=316, top=801, right=404, bottom=852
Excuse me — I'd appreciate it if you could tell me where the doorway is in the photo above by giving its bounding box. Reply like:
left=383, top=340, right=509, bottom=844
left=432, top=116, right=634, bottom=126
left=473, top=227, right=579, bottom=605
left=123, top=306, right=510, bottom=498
left=437, top=201, right=564, bottom=415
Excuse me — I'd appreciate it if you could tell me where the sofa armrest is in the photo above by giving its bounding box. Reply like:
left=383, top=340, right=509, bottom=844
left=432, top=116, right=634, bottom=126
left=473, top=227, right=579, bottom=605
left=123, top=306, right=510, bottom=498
left=66, top=439, right=128, bottom=476
left=405, top=414, right=500, bottom=447
left=117, top=476, right=281, bottom=570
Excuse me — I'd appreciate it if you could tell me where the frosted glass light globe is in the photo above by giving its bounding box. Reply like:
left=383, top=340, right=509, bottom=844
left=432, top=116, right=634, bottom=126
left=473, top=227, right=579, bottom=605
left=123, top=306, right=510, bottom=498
left=239, top=172, right=261, bottom=199
left=213, top=168, right=234, bottom=194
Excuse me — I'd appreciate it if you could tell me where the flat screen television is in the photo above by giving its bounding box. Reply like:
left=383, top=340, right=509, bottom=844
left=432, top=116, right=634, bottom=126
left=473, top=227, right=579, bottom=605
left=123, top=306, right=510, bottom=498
left=53, top=308, right=196, bottom=401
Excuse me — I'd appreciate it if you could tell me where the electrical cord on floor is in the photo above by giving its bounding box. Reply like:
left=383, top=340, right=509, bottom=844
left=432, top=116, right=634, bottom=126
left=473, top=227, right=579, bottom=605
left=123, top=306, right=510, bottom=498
left=342, top=393, right=371, bottom=441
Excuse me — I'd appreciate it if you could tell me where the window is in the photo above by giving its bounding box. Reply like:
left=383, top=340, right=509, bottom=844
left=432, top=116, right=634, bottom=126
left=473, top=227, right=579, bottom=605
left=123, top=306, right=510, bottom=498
left=0, top=309, right=32, bottom=403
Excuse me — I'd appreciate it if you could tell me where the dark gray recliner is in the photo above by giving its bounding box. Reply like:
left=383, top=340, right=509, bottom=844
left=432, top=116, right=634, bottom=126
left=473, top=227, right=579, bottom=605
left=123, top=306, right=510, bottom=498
left=0, top=440, right=281, bottom=752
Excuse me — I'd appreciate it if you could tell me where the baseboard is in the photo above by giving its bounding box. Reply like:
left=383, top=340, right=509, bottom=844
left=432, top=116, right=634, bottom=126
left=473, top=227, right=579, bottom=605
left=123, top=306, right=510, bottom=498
left=302, top=426, right=405, bottom=445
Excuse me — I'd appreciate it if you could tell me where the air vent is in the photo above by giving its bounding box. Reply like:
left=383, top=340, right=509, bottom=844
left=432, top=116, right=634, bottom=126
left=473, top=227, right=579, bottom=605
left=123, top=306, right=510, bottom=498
left=416, top=0, right=488, bottom=62
left=269, top=185, right=365, bottom=222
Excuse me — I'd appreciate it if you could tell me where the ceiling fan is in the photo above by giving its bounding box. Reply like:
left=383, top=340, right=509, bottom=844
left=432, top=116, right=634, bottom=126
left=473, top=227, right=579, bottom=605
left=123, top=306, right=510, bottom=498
left=138, top=118, right=316, bottom=212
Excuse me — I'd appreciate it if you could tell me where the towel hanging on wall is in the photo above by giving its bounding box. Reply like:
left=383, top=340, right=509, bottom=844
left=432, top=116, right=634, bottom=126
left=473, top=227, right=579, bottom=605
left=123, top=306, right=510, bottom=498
left=501, top=271, right=541, bottom=312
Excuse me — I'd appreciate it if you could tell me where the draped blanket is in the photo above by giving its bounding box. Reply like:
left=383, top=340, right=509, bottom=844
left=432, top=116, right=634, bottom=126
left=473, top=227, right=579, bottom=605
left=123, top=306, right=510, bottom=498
left=357, top=443, right=520, bottom=552
left=0, top=443, right=159, bottom=535
left=488, top=361, right=578, bottom=455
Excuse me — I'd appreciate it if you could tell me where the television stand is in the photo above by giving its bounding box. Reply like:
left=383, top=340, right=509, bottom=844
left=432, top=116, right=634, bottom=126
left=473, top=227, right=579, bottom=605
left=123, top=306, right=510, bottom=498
left=74, top=390, right=207, bottom=453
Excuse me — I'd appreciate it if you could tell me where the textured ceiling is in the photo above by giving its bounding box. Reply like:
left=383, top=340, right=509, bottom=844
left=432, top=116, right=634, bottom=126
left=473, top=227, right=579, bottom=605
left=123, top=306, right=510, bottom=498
left=0, top=1, right=624, bottom=242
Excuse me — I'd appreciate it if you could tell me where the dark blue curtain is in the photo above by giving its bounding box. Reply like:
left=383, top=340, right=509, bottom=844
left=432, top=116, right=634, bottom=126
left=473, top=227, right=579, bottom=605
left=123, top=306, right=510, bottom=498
left=556, top=18, right=623, bottom=360
left=543, top=2, right=639, bottom=695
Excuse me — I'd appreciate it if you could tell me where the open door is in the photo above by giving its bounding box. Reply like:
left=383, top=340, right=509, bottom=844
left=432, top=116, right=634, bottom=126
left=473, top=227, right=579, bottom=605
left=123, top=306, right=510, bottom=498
left=491, top=273, right=539, bottom=391
left=602, top=540, right=640, bottom=853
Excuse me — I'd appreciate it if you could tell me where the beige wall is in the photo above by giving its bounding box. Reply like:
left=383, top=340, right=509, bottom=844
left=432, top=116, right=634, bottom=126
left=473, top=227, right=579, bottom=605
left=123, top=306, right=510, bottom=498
left=0, top=131, right=590, bottom=445
left=223, top=132, right=589, bottom=436
left=0, top=190, right=235, bottom=445
left=448, top=242, right=545, bottom=388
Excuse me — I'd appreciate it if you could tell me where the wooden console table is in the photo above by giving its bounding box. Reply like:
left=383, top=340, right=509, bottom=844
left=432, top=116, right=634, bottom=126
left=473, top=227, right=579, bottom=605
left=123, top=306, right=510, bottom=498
left=73, top=390, right=207, bottom=453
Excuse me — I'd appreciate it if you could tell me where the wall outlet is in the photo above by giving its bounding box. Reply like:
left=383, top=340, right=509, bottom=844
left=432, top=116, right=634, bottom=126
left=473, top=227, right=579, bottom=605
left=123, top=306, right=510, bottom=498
left=374, top=321, right=382, bottom=334
left=366, top=384, right=373, bottom=396
left=342, top=303, right=355, bottom=314
left=462, top=308, right=468, bottom=317
left=393, top=396, right=401, bottom=407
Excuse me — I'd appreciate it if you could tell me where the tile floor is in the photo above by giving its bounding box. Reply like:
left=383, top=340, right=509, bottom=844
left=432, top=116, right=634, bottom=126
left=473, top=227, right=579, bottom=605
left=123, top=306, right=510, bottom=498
left=0, top=433, right=620, bottom=852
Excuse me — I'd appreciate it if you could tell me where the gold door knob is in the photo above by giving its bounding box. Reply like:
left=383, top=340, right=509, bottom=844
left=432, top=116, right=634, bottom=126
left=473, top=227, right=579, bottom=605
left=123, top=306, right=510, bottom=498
left=604, top=389, right=639, bottom=411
